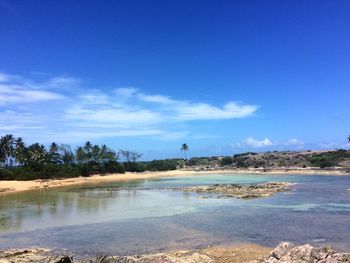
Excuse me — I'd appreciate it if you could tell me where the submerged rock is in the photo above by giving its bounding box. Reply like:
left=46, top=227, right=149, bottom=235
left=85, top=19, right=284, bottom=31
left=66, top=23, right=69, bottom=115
left=165, top=182, right=293, bottom=199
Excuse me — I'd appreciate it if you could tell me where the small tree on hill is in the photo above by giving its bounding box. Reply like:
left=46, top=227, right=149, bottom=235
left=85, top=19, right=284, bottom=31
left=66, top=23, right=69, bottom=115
left=181, top=143, right=189, bottom=160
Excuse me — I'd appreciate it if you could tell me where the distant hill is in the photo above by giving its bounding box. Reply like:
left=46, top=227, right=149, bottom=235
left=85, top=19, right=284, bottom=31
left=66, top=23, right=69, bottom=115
left=185, top=149, right=350, bottom=171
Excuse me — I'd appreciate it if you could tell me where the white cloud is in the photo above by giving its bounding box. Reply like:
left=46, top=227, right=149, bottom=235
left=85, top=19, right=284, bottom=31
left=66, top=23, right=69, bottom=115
left=0, top=72, right=259, bottom=142
left=176, top=102, right=258, bottom=121
left=238, top=137, right=273, bottom=148
left=0, top=73, right=10, bottom=82
left=64, top=84, right=258, bottom=133
left=233, top=137, right=306, bottom=149
left=45, top=129, right=164, bottom=143
left=65, top=106, right=162, bottom=125
left=284, top=138, right=305, bottom=146
left=78, top=92, right=109, bottom=104
left=138, top=93, right=175, bottom=104
left=319, top=142, right=350, bottom=149
left=46, top=76, right=81, bottom=88
left=0, top=84, right=65, bottom=105
left=114, top=87, right=138, bottom=97
left=0, top=72, right=24, bottom=83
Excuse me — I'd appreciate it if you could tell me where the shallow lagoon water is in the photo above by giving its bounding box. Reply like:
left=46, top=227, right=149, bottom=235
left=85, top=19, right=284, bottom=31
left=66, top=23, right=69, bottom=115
left=0, top=174, right=349, bottom=256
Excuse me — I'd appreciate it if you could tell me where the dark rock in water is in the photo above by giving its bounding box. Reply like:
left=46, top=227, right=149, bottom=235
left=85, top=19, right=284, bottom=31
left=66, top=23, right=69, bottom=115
left=165, top=182, right=293, bottom=199
left=55, top=256, right=73, bottom=263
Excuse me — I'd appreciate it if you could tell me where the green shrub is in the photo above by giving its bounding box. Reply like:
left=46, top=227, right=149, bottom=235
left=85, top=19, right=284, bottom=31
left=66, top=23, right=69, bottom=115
left=103, top=161, right=125, bottom=174
left=220, top=156, right=233, bottom=166
left=233, top=157, right=249, bottom=168
left=123, top=162, right=147, bottom=172
left=146, top=159, right=177, bottom=171
left=233, top=152, right=257, bottom=158
left=306, top=150, right=350, bottom=168
left=0, top=168, right=14, bottom=180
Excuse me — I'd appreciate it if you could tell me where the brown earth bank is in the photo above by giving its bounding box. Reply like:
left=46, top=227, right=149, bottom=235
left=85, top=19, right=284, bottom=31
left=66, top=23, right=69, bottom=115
left=0, top=167, right=349, bottom=195
left=1, top=242, right=349, bottom=263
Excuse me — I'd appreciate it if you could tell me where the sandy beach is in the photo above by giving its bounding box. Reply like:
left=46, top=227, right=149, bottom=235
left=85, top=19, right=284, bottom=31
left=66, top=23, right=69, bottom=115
left=0, top=167, right=349, bottom=195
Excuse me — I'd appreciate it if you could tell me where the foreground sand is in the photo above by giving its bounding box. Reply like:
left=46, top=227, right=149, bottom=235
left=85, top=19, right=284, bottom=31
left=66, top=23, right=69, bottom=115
left=0, top=168, right=349, bottom=195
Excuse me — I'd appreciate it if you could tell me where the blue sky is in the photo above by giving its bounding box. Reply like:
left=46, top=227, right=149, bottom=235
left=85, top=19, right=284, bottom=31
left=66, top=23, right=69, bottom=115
left=0, top=0, right=349, bottom=160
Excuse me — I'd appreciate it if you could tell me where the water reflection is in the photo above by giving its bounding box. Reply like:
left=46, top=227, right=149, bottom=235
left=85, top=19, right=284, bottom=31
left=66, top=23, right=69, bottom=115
left=0, top=174, right=349, bottom=255
left=0, top=184, right=231, bottom=233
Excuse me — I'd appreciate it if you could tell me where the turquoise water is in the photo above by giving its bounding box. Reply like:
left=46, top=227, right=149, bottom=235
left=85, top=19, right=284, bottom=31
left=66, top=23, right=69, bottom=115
left=0, top=174, right=349, bottom=256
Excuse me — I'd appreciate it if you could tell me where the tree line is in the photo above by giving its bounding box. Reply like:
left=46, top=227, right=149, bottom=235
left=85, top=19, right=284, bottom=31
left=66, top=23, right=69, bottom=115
left=0, top=134, right=178, bottom=180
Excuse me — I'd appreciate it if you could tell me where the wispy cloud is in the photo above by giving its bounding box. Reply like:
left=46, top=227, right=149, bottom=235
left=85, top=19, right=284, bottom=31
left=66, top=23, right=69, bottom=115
left=175, top=102, right=257, bottom=121
left=0, top=72, right=259, bottom=143
left=235, top=137, right=273, bottom=148
left=0, top=84, right=65, bottom=105
left=112, top=87, right=258, bottom=121
left=45, top=76, right=81, bottom=89
left=318, top=141, right=350, bottom=149
left=65, top=87, right=258, bottom=133
left=233, top=137, right=305, bottom=149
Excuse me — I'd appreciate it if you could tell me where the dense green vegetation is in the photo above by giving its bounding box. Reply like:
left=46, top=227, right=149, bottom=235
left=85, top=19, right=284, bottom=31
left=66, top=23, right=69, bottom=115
left=1, top=134, right=349, bottom=180
left=233, top=152, right=257, bottom=158
left=185, top=149, right=350, bottom=169
left=306, top=150, right=350, bottom=168
left=220, top=156, right=233, bottom=166
left=187, top=157, right=214, bottom=166
left=0, top=134, right=178, bottom=180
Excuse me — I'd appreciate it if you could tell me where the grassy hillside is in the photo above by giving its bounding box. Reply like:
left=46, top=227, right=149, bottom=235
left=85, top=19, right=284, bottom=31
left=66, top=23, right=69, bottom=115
left=185, top=150, right=350, bottom=170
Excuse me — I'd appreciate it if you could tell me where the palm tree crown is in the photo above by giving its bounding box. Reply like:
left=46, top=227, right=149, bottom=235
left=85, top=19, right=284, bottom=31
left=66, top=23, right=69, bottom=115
left=180, top=143, right=189, bottom=159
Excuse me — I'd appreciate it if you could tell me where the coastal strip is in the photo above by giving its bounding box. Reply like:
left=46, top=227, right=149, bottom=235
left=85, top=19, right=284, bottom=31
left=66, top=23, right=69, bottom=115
left=0, top=168, right=349, bottom=195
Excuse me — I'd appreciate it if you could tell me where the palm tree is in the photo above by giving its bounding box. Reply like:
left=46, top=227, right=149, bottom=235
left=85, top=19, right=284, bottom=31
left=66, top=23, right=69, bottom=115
left=75, top=146, right=87, bottom=164
left=28, top=143, right=48, bottom=164
left=49, top=142, right=61, bottom=164
left=1, top=134, right=15, bottom=167
left=49, top=142, right=59, bottom=153
left=348, top=135, right=350, bottom=143
left=15, top=137, right=27, bottom=166
left=84, top=141, right=93, bottom=161
left=0, top=136, right=8, bottom=166
left=98, top=144, right=116, bottom=163
left=59, top=144, right=74, bottom=165
left=180, top=143, right=189, bottom=159
left=91, top=144, right=101, bottom=162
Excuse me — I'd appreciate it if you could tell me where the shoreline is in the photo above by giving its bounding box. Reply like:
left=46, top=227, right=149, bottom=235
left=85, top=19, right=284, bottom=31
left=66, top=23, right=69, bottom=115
left=0, top=242, right=272, bottom=263
left=0, top=167, right=349, bottom=195
left=2, top=241, right=350, bottom=262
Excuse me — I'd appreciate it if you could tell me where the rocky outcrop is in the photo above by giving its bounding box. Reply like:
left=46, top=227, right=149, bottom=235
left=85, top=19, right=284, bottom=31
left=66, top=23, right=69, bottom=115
left=165, top=182, right=293, bottom=199
left=253, top=242, right=350, bottom=263
left=1, top=243, right=349, bottom=263
left=0, top=248, right=73, bottom=263
left=116, top=251, right=214, bottom=263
